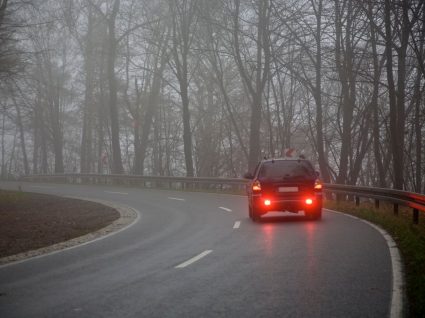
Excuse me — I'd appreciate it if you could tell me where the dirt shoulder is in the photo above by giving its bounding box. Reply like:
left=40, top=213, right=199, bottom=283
left=0, top=190, right=120, bottom=259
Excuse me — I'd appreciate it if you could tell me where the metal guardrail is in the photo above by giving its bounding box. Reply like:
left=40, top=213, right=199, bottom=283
left=20, top=173, right=247, bottom=193
left=20, top=173, right=425, bottom=224
left=325, top=184, right=425, bottom=224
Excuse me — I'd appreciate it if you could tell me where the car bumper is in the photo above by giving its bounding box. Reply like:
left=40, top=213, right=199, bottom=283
left=252, top=193, right=322, bottom=214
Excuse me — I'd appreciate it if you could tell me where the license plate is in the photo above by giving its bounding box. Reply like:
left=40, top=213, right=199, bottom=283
left=278, top=186, right=298, bottom=192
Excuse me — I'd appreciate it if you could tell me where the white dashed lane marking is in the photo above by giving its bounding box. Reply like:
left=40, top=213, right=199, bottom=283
left=30, top=186, right=53, bottom=189
left=104, top=191, right=128, bottom=195
left=168, top=197, right=185, bottom=201
left=233, top=221, right=241, bottom=229
left=175, top=250, right=213, bottom=268
left=219, top=207, right=232, bottom=212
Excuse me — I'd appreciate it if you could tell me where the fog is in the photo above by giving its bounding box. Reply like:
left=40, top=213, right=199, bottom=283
left=0, top=0, right=424, bottom=192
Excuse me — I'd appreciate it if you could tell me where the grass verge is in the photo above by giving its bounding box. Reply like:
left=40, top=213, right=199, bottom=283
left=325, top=200, right=425, bottom=317
left=0, top=190, right=120, bottom=258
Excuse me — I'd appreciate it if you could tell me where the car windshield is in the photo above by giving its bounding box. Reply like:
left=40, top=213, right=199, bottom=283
left=258, top=160, right=316, bottom=181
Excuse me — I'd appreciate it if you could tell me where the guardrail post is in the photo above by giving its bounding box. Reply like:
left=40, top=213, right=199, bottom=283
left=393, top=204, right=399, bottom=216
left=355, top=196, right=359, bottom=206
left=375, top=199, right=379, bottom=209
left=413, top=208, right=419, bottom=224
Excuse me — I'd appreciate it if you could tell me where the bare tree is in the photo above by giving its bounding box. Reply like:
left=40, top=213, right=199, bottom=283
left=384, top=0, right=422, bottom=189
left=0, top=0, right=21, bottom=82
left=138, top=25, right=169, bottom=175
left=79, top=3, right=97, bottom=173
left=271, top=0, right=332, bottom=182
left=2, top=0, right=425, bottom=196
left=105, top=0, right=124, bottom=174
left=168, top=0, right=198, bottom=177
left=232, top=0, right=271, bottom=171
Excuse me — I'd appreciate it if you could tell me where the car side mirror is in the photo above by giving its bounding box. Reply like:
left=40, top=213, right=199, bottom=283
left=243, top=172, right=253, bottom=179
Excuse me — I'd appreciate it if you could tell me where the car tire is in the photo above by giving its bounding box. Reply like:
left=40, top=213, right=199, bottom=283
left=251, top=207, right=261, bottom=222
left=307, top=208, right=322, bottom=220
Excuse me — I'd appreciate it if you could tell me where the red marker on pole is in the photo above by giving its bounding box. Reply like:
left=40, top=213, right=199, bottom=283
left=283, top=148, right=295, bottom=158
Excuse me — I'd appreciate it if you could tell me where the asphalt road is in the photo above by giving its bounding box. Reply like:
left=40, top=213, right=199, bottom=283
left=0, top=181, right=392, bottom=317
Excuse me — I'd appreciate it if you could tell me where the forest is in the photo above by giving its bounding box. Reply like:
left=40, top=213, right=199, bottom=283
left=0, top=0, right=424, bottom=192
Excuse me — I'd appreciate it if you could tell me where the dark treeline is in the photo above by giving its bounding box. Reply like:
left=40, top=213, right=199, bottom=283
left=0, top=0, right=424, bottom=192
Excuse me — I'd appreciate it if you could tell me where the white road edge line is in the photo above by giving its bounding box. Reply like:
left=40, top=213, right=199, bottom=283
left=104, top=191, right=128, bottom=195
left=325, top=209, right=404, bottom=318
left=233, top=221, right=241, bottom=229
left=219, top=207, right=232, bottom=212
left=175, top=250, right=212, bottom=268
left=168, top=197, right=185, bottom=201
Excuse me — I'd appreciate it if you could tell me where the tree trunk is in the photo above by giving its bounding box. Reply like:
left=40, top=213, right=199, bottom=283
left=80, top=5, right=95, bottom=173
left=180, top=76, right=194, bottom=177
left=233, top=0, right=270, bottom=172
left=394, top=1, right=409, bottom=189
left=368, top=1, right=386, bottom=187
left=314, top=0, right=330, bottom=183
left=334, top=0, right=355, bottom=185
left=107, top=0, right=124, bottom=174
left=0, top=0, right=7, bottom=26
left=169, top=0, right=196, bottom=177
left=384, top=0, right=408, bottom=190
left=50, top=86, right=64, bottom=173
left=40, top=123, right=48, bottom=174
left=14, top=99, right=29, bottom=175
left=139, top=46, right=167, bottom=175
left=1, top=109, right=5, bottom=178
left=133, top=78, right=142, bottom=174
left=413, top=74, right=422, bottom=192
left=52, top=108, right=64, bottom=174
left=208, top=48, right=249, bottom=160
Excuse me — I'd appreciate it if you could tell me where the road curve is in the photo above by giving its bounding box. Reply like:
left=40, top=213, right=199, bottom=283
left=0, top=181, right=393, bottom=317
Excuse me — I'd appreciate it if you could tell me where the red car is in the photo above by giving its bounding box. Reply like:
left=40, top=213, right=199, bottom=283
left=244, top=158, right=323, bottom=222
